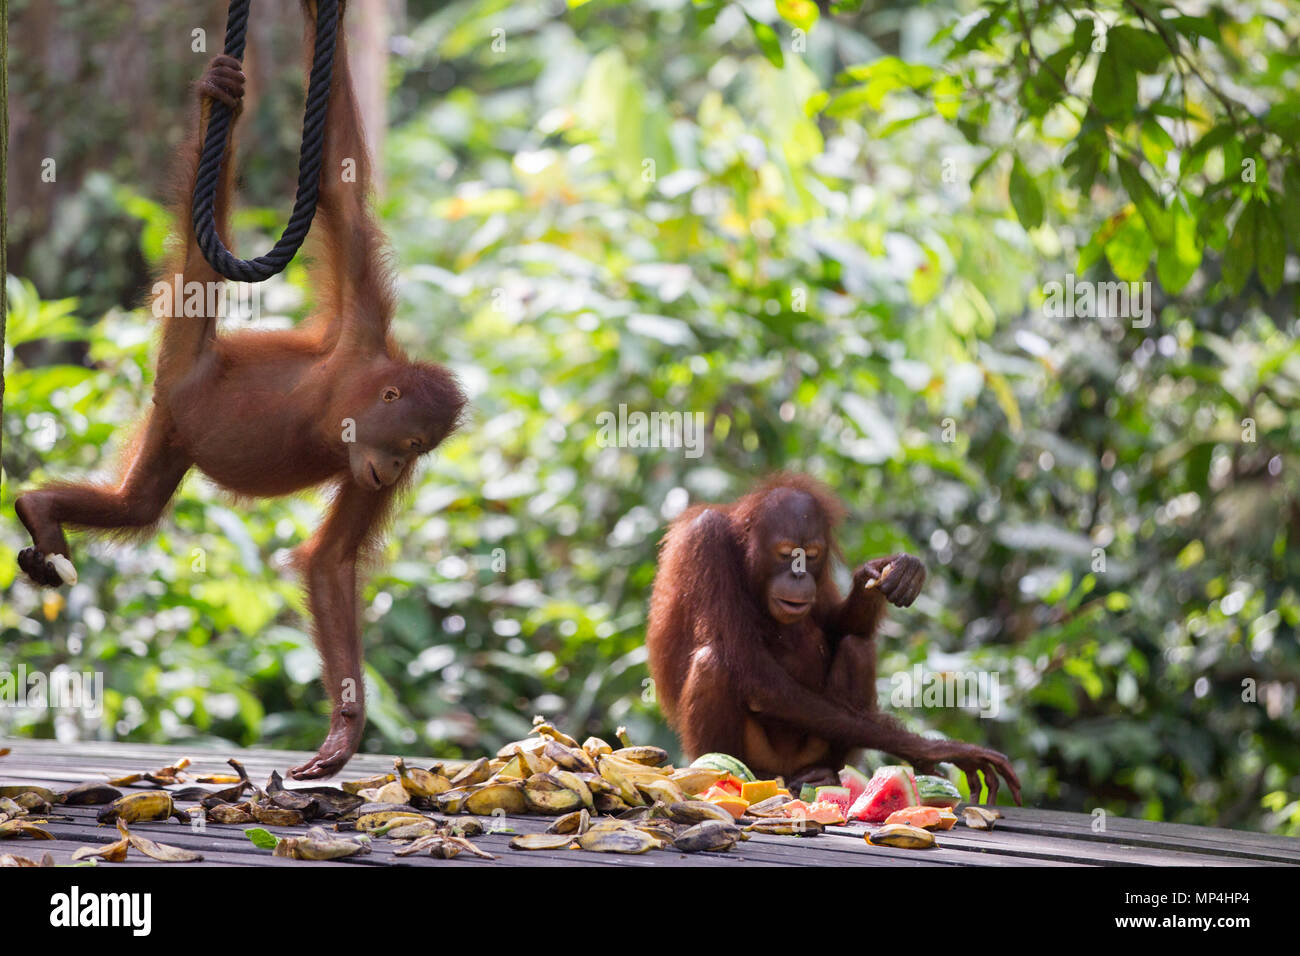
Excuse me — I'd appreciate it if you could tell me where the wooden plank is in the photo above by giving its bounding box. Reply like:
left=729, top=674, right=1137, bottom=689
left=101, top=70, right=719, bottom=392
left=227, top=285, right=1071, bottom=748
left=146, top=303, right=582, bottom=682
left=999, top=806, right=1300, bottom=855
left=1, top=739, right=435, bottom=777
left=987, top=813, right=1300, bottom=865
left=822, top=811, right=1298, bottom=866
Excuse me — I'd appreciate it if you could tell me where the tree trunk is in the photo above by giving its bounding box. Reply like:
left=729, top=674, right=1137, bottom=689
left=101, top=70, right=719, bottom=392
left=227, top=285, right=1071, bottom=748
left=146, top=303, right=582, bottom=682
left=349, top=0, right=389, bottom=196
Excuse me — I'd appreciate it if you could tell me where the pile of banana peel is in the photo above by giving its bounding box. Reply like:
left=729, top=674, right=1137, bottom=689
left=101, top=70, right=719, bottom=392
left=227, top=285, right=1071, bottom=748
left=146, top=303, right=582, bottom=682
left=0, top=788, right=58, bottom=866
left=1, top=788, right=200, bottom=865
left=0, top=719, right=828, bottom=864
left=359, top=719, right=824, bottom=856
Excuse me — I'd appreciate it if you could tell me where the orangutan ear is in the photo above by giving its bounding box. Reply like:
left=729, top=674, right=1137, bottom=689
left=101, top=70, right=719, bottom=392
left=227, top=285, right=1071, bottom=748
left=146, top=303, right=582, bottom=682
left=382, top=386, right=401, bottom=403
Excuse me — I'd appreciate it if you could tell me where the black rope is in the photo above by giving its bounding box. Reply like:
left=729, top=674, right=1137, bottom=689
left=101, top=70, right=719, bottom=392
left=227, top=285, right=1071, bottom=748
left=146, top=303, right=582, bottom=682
left=192, top=0, right=340, bottom=282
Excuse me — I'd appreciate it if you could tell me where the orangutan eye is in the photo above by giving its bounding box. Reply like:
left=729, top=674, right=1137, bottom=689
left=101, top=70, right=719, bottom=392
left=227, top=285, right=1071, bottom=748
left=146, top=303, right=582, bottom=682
left=382, top=386, right=401, bottom=403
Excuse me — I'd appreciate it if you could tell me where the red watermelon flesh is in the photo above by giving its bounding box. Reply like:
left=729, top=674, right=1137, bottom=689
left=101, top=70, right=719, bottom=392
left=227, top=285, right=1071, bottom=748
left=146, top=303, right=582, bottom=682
left=813, top=785, right=852, bottom=816
left=838, top=765, right=872, bottom=804
left=847, top=766, right=921, bottom=823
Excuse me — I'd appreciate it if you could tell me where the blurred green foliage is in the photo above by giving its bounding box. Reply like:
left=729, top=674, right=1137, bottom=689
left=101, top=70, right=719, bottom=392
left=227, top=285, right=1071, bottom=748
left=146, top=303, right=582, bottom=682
left=2, top=0, right=1298, bottom=834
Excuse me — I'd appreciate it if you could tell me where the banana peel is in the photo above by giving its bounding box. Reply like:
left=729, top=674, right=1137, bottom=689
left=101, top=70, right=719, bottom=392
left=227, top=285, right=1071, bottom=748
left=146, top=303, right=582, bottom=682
left=464, top=781, right=528, bottom=815
left=530, top=719, right=579, bottom=749
left=0, top=819, right=54, bottom=840
left=60, top=782, right=122, bottom=806
left=510, top=833, right=576, bottom=851
left=72, top=836, right=129, bottom=862
left=577, top=825, right=657, bottom=854
left=0, top=785, right=60, bottom=804
left=274, top=827, right=371, bottom=860
left=342, top=773, right=395, bottom=795
left=396, top=759, right=445, bottom=798
left=97, top=790, right=189, bottom=825
left=867, top=823, right=936, bottom=849
left=118, top=819, right=204, bottom=862
left=612, top=746, right=669, bottom=767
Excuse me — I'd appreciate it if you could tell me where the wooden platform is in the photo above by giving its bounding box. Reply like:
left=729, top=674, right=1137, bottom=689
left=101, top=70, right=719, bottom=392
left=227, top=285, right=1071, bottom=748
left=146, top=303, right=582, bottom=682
left=4, top=739, right=1298, bottom=867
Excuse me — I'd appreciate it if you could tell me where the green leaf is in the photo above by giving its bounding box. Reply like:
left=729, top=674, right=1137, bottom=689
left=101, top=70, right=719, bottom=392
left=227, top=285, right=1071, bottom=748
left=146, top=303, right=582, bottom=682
left=1256, top=199, right=1285, bottom=294
left=957, top=99, right=990, bottom=143
left=1105, top=209, right=1156, bottom=280
left=1116, top=158, right=1171, bottom=244
left=691, top=0, right=726, bottom=28
left=1223, top=200, right=1258, bottom=294
left=1182, top=123, right=1235, bottom=180
left=1198, top=193, right=1235, bottom=251
left=1072, top=16, right=1098, bottom=54
left=775, top=0, right=819, bottom=32
left=1009, top=156, right=1044, bottom=230
left=1176, top=540, right=1205, bottom=570
left=1024, top=46, right=1073, bottom=117
left=1064, top=138, right=1105, bottom=196
left=246, top=828, right=279, bottom=850
left=1105, top=592, right=1132, bottom=612
left=984, top=369, right=1023, bottom=433
left=1108, top=25, right=1168, bottom=72
left=1282, top=164, right=1300, bottom=250
left=970, top=149, right=1003, bottom=190
left=1156, top=200, right=1202, bottom=293
left=836, top=58, right=936, bottom=112
left=746, top=13, right=785, bottom=69
left=1140, top=118, right=1175, bottom=166
left=951, top=3, right=1008, bottom=53
left=1092, top=48, right=1137, bottom=117
left=932, top=73, right=962, bottom=120
left=1169, top=15, right=1219, bottom=41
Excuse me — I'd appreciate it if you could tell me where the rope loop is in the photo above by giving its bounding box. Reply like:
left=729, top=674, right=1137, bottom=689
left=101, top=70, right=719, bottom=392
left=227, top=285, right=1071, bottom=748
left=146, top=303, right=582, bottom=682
left=192, top=0, right=340, bottom=282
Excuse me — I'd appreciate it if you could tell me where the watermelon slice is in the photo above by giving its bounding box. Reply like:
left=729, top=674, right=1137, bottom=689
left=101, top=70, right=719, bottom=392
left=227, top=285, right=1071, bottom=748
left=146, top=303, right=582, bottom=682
left=690, top=753, right=756, bottom=782
left=916, top=774, right=962, bottom=809
left=838, top=766, right=872, bottom=804
left=847, top=766, right=921, bottom=823
left=712, top=774, right=746, bottom=797
left=813, top=785, right=852, bottom=817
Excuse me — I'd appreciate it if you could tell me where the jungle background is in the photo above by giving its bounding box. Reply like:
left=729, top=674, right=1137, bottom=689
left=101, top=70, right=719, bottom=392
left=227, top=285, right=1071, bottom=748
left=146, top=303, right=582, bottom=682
left=2, top=0, right=1298, bottom=834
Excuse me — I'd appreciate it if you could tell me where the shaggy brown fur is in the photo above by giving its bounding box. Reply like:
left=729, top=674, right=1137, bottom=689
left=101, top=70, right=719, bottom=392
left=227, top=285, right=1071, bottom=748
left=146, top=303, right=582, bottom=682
left=15, top=3, right=464, bottom=780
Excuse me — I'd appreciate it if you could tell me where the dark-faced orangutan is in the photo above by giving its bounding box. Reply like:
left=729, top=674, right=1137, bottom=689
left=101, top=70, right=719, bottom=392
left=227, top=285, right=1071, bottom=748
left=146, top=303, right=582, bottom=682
left=14, top=3, right=465, bottom=779
left=646, top=473, right=1021, bottom=803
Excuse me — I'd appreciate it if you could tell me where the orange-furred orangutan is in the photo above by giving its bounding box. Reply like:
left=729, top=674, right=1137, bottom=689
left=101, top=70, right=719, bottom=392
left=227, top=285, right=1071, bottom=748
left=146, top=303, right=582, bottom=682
left=15, top=3, right=465, bottom=779
left=646, top=474, right=1020, bottom=803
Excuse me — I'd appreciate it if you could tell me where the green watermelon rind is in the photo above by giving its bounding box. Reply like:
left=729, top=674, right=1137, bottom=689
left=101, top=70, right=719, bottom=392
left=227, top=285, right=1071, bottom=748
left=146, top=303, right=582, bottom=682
left=690, top=752, right=756, bottom=782
left=916, top=774, right=962, bottom=808
left=838, top=765, right=872, bottom=802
